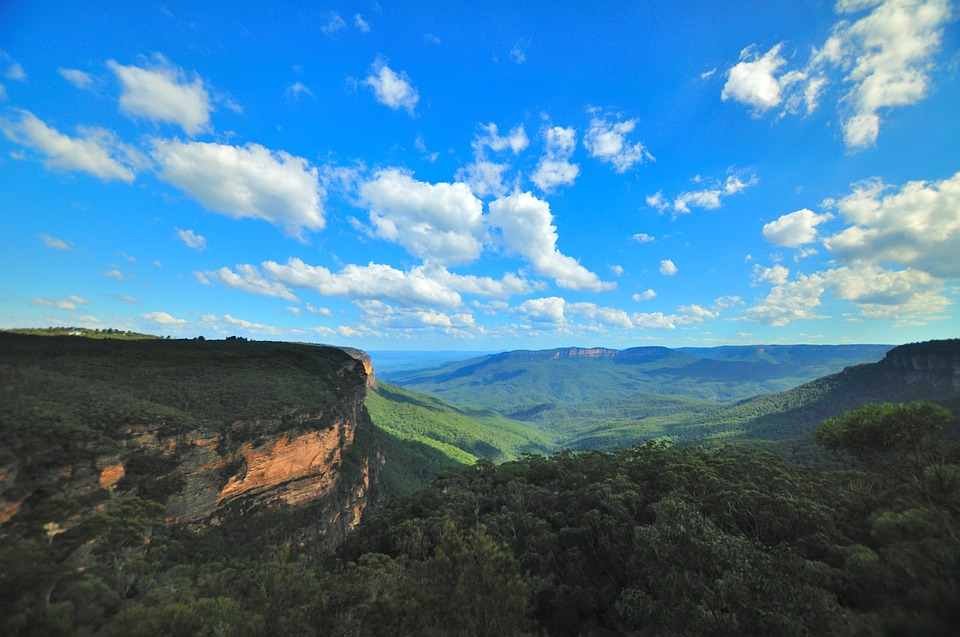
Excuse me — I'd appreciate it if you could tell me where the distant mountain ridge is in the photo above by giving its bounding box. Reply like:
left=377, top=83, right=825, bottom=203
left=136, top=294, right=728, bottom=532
left=383, top=343, right=894, bottom=409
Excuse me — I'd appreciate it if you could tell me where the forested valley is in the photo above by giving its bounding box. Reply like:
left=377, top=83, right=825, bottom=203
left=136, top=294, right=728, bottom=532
left=1, top=331, right=959, bottom=636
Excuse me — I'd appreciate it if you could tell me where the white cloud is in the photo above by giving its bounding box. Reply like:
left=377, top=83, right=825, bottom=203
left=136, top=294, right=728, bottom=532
left=531, top=126, right=579, bottom=192
left=473, top=122, right=529, bottom=155
left=142, top=311, right=186, bottom=325
left=826, top=265, right=949, bottom=320
left=360, top=168, right=485, bottom=265
left=152, top=139, right=324, bottom=237
left=456, top=160, right=509, bottom=198
left=58, top=68, right=93, bottom=89
left=672, top=169, right=758, bottom=215
left=355, top=14, right=370, bottom=33
left=459, top=123, right=529, bottom=197
left=745, top=272, right=829, bottom=326
left=104, top=269, right=124, bottom=280
left=286, top=81, right=314, bottom=101
left=762, top=208, right=833, bottom=247
left=517, top=297, right=567, bottom=324
left=753, top=264, right=790, bottom=285
left=610, top=265, right=625, bottom=276
left=423, top=265, right=540, bottom=298
left=488, top=191, right=614, bottom=291
left=722, top=44, right=792, bottom=112
left=38, top=234, right=73, bottom=250
left=633, top=233, right=656, bottom=243
left=5, top=62, right=26, bottom=81
left=31, top=295, right=89, bottom=310
left=203, top=313, right=283, bottom=335
left=823, top=171, right=960, bottom=278
left=109, top=56, right=212, bottom=135
left=1, top=110, right=136, bottom=182
left=176, top=228, right=207, bottom=250
left=584, top=113, right=653, bottom=172
left=357, top=300, right=477, bottom=332
left=701, top=68, right=717, bottom=79
left=516, top=296, right=726, bottom=331
left=118, top=295, right=140, bottom=304
left=365, top=60, right=419, bottom=115
left=510, top=43, right=527, bottom=64
left=659, top=260, right=678, bottom=276
left=744, top=262, right=949, bottom=326
left=725, top=1, right=952, bottom=149
left=263, top=259, right=463, bottom=307
left=321, top=13, right=346, bottom=34
left=200, top=264, right=299, bottom=301
left=834, top=0, right=952, bottom=149
left=633, top=289, right=656, bottom=301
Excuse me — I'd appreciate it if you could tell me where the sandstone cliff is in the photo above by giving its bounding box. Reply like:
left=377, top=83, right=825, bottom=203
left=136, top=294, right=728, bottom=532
left=880, top=339, right=960, bottom=391
left=0, top=334, right=382, bottom=551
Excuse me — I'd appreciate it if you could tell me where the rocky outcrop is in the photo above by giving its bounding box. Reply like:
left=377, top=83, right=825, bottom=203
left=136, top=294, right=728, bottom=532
left=880, top=340, right=960, bottom=391
left=0, top=340, right=381, bottom=551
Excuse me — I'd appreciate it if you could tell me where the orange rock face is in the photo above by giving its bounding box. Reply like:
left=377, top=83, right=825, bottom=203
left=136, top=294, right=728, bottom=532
left=98, top=462, right=126, bottom=490
left=217, top=423, right=353, bottom=507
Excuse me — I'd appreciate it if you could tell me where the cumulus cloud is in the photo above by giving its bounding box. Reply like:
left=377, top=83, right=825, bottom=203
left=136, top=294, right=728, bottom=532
left=365, top=60, right=419, bottom=115
left=286, top=81, right=314, bottom=102
left=458, top=122, right=529, bottom=197
left=152, top=140, right=324, bottom=237
left=176, top=228, right=206, bottom=250
left=263, top=259, right=462, bottom=307
left=38, top=234, right=74, bottom=250
left=109, top=56, right=212, bottom=135
left=516, top=296, right=726, bottom=331
left=753, top=264, right=790, bottom=285
left=633, top=289, right=657, bottom=301
left=724, top=1, right=952, bottom=150
left=745, top=264, right=949, bottom=326
left=488, top=191, right=614, bottom=292
left=531, top=126, right=579, bottom=192
left=823, top=171, right=960, bottom=278
left=141, top=311, right=186, bottom=325
left=358, top=300, right=477, bottom=333
left=633, top=233, right=656, bottom=243
left=199, top=264, right=299, bottom=301
left=473, top=122, right=529, bottom=155
left=671, top=169, right=758, bottom=215
left=745, top=272, right=828, bottom=326
left=584, top=113, right=653, bottom=172
left=104, top=269, right=124, bottom=280
left=321, top=12, right=346, bottom=34
left=5, top=62, right=26, bottom=81
left=31, top=295, right=89, bottom=310
left=58, top=68, right=93, bottom=89
left=659, top=260, right=678, bottom=276
left=762, top=208, right=833, bottom=247
left=360, top=168, right=485, bottom=265
left=721, top=44, right=812, bottom=113
left=832, top=0, right=952, bottom=149
left=1, top=110, right=137, bottom=182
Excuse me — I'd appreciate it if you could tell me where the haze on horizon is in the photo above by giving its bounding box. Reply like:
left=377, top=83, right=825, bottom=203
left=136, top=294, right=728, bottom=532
left=1, top=1, right=958, bottom=351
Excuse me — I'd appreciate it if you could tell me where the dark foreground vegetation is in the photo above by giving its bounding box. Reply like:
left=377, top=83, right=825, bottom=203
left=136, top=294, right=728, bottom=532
left=3, top=401, right=958, bottom=636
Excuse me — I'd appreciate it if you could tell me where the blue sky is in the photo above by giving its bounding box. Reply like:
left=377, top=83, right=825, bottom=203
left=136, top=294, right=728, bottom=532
left=1, top=0, right=958, bottom=350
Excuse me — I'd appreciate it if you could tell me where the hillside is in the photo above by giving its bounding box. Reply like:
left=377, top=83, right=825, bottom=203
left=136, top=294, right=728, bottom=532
left=365, top=382, right=555, bottom=496
left=384, top=344, right=893, bottom=410
left=0, top=332, right=379, bottom=549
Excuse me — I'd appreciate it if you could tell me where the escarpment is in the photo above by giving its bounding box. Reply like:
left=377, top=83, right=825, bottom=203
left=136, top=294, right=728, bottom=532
left=0, top=333, right=381, bottom=551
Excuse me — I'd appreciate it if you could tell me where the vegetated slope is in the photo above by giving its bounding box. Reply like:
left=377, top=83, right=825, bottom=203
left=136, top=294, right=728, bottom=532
left=0, top=331, right=378, bottom=549
left=667, top=339, right=960, bottom=447
left=365, top=381, right=555, bottom=496
left=337, top=437, right=960, bottom=636
left=385, top=344, right=893, bottom=411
